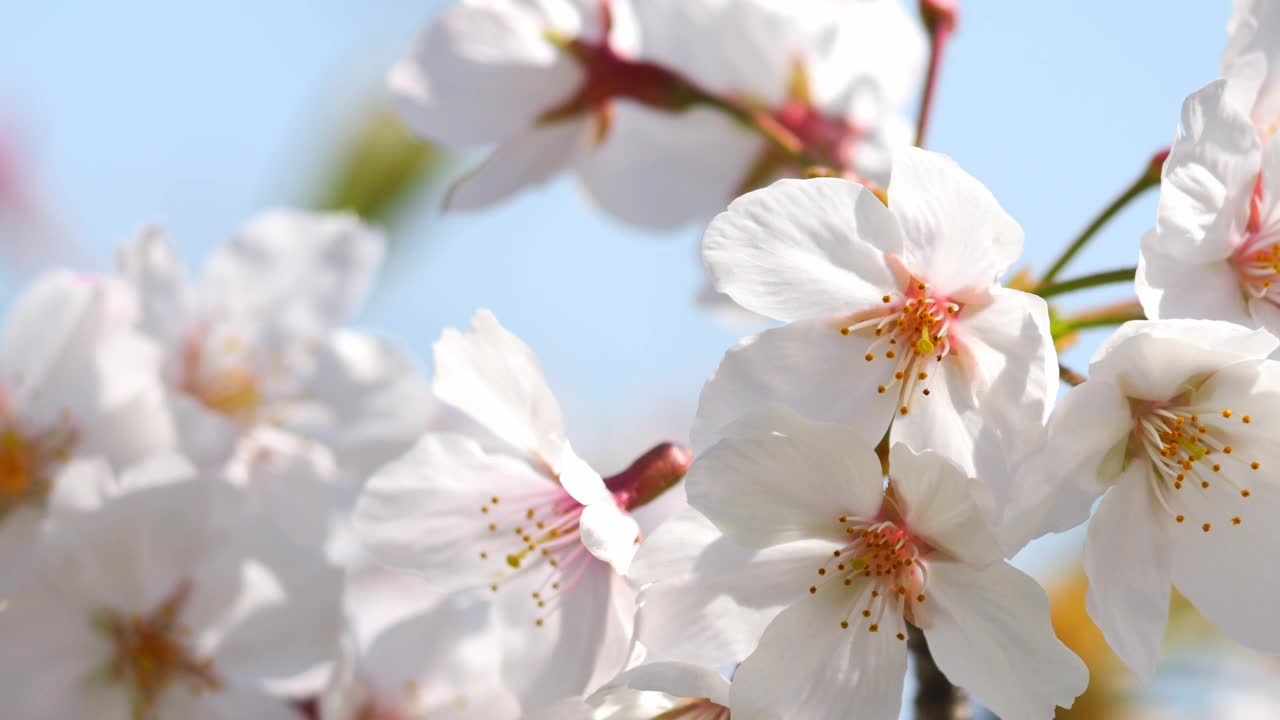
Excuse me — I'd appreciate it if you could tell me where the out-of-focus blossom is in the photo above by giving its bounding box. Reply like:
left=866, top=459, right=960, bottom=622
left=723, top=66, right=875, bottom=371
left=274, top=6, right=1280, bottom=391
left=1138, top=80, right=1280, bottom=336
left=632, top=406, right=1086, bottom=719
left=1223, top=0, right=1280, bottom=138
left=0, top=271, right=171, bottom=594
left=696, top=148, right=1056, bottom=514
left=392, top=0, right=923, bottom=229
left=0, top=124, right=79, bottom=273
left=0, top=456, right=344, bottom=720
left=355, top=310, right=652, bottom=708
left=524, top=662, right=730, bottom=720
left=116, top=210, right=434, bottom=542
left=1004, top=320, right=1280, bottom=679
left=602, top=0, right=924, bottom=225
left=322, top=574, right=518, bottom=720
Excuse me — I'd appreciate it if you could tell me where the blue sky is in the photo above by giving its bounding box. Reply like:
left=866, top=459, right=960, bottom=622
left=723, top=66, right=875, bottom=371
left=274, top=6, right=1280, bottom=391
left=0, top=1, right=1227, bottom=478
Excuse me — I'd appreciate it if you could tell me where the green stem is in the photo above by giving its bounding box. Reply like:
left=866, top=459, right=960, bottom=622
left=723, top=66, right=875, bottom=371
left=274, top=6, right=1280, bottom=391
left=1057, top=309, right=1145, bottom=334
left=1042, top=150, right=1167, bottom=284
left=1035, top=267, right=1136, bottom=299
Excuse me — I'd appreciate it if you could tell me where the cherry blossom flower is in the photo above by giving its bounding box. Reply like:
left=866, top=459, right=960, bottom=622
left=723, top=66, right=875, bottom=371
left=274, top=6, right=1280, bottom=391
left=523, top=662, right=730, bottom=720
left=0, top=456, right=343, bottom=720
left=630, top=406, right=1087, bottom=719
left=1224, top=0, right=1280, bottom=138
left=115, top=210, right=434, bottom=539
left=1137, top=80, right=1280, bottom=337
left=354, top=310, right=685, bottom=708
left=322, top=571, right=519, bottom=720
left=696, top=147, right=1056, bottom=510
left=1002, top=319, right=1280, bottom=678
left=602, top=0, right=924, bottom=225
left=0, top=270, right=171, bottom=594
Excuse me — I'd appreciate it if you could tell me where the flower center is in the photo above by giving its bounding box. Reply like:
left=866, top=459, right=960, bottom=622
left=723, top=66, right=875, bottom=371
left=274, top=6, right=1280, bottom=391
left=0, top=415, right=77, bottom=521
left=476, top=488, right=598, bottom=628
left=840, top=281, right=960, bottom=416
left=653, top=699, right=732, bottom=720
left=1130, top=402, right=1260, bottom=532
left=807, top=514, right=928, bottom=641
left=97, top=581, right=221, bottom=720
left=1231, top=172, right=1280, bottom=303
left=179, top=330, right=263, bottom=423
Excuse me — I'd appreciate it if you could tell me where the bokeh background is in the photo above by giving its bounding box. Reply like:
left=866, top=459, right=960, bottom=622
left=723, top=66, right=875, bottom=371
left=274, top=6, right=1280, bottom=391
left=2, top=1, right=1276, bottom=717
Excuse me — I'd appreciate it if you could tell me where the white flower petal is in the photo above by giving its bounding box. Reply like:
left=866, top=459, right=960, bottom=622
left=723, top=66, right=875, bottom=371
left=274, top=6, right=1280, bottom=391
left=389, top=0, right=582, bottom=146
left=432, top=309, right=571, bottom=470
left=115, top=225, right=191, bottom=341
left=157, top=686, right=301, bottom=720
left=579, top=500, right=640, bottom=575
left=521, top=699, right=594, bottom=720
left=200, top=209, right=385, bottom=336
left=446, top=120, right=588, bottom=211
left=888, top=147, right=1023, bottom=293
left=1137, top=234, right=1253, bottom=325
left=631, top=508, right=834, bottom=666
left=597, top=661, right=731, bottom=708
left=498, top=559, right=634, bottom=709
left=688, top=408, right=884, bottom=548
left=575, top=103, right=761, bottom=229
left=1089, top=319, right=1280, bottom=400
left=1224, top=0, right=1280, bottom=128
left=887, top=445, right=1003, bottom=567
left=1083, top=464, right=1173, bottom=680
left=353, top=433, right=557, bottom=590
left=692, top=319, right=897, bottom=454
left=702, top=177, right=901, bottom=321
left=1155, top=79, right=1260, bottom=264
left=1171, top=480, right=1280, bottom=654
left=923, top=560, right=1087, bottom=719
left=730, top=587, right=907, bottom=720
left=0, top=270, right=95, bottom=405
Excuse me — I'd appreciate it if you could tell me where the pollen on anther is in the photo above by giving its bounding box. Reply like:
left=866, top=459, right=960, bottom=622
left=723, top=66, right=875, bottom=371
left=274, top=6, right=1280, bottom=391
left=869, top=623, right=880, bottom=632
left=491, top=496, right=500, bottom=504
left=841, top=327, right=851, bottom=336
left=843, top=578, right=852, bottom=586
left=922, top=389, right=931, bottom=396
left=862, top=609, right=871, bottom=618
left=871, top=590, right=880, bottom=598
left=917, top=372, right=928, bottom=380
left=864, top=353, right=874, bottom=362
left=818, top=568, right=826, bottom=576
left=1243, top=415, right=1253, bottom=424
left=886, top=350, right=897, bottom=359
left=535, top=619, right=544, bottom=627
left=479, top=552, right=488, bottom=559
left=877, top=385, right=887, bottom=394
left=1233, top=516, right=1242, bottom=525
left=1223, top=410, right=1233, bottom=418
left=916, top=593, right=926, bottom=603
left=1224, top=446, right=1233, bottom=454
left=1243, top=489, right=1252, bottom=497
left=900, top=406, right=910, bottom=416
left=897, top=632, right=907, bottom=641
left=840, top=621, right=850, bottom=629
left=1212, top=464, right=1221, bottom=473
left=809, top=586, right=817, bottom=595
left=488, top=523, right=497, bottom=532
left=1202, top=481, right=1211, bottom=489
left=1176, top=515, right=1185, bottom=523
left=1202, top=523, right=1212, bottom=532
left=1252, top=462, right=1261, bottom=470
left=882, top=295, right=892, bottom=304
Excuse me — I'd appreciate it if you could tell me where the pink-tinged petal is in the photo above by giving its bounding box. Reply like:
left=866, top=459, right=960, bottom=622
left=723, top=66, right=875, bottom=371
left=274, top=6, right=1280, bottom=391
left=1155, top=79, right=1260, bottom=264
left=598, top=661, right=731, bottom=708
left=352, top=433, right=555, bottom=591
left=888, top=147, right=1023, bottom=294
left=520, top=699, right=594, bottom=720
left=692, top=319, right=897, bottom=454
left=1083, top=463, right=1173, bottom=680
left=923, top=560, right=1088, bottom=719
left=497, top=558, right=634, bottom=709
left=887, top=445, right=1003, bottom=567
left=389, top=0, right=582, bottom=146
left=702, top=177, right=901, bottom=322
left=689, top=406, right=884, bottom=547
left=999, top=379, right=1127, bottom=553
left=200, top=209, right=385, bottom=336
left=1089, top=319, right=1279, bottom=401
left=1138, top=233, right=1253, bottom=325
left=579, top=500, right=640, bottom=575
left=1247, top=296, right=1280, bottom=337
left=115, top=225, right=192, bottom=341
left=730, top=588, right=908, bottom=720
left=431, top=309, right=570, bottom=475
left=631, top=508, right=835, bottom=666
left=446, top=120, right=588, bottom=211
left=1171, top=480, right=1280, bottom=654
left=575, top=103, right=761, bottom=229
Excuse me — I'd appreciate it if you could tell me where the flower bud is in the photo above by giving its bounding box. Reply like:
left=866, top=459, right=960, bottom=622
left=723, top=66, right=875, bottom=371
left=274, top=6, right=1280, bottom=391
left=604, top=442, right=693, bottom=511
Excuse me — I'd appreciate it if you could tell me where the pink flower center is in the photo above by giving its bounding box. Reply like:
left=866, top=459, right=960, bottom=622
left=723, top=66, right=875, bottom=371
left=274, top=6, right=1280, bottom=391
left=0, top=404, right=77, bottom=520
left=97, top=581, right=221, bottom=719
left=1231, top=172, right=1280, bottom=304
left=1130, top=401, right=1260, bottom=532
left=178, top=328, right=265, bottom=423
left=807, top=512, right=929, bottom=641
left=840, top=280, right=961, bottom=416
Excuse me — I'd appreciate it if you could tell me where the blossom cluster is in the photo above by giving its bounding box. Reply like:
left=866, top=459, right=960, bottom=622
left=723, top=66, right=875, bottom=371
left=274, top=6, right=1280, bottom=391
left=6, top=1, right=1280, bottom=719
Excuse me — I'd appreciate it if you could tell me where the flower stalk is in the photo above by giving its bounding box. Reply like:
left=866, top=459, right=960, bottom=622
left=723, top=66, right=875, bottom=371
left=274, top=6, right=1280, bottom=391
left=908, top=624, right=972, bottom=720
left=1034, top=266, right=1137, bottom=299
left=915, top=0, right=958, bottom=147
